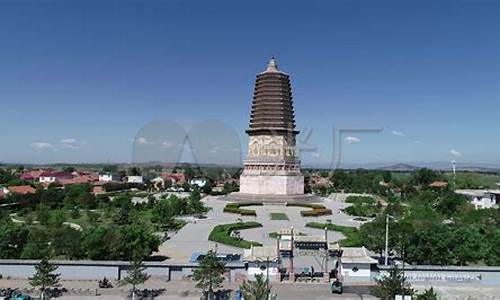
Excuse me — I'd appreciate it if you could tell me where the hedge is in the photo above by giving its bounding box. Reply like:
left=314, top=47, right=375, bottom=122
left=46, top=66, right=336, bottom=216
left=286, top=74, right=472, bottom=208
left=223, top=202, right=263, bottom=216
left=285, top=202, right=333, bottom=217
left=306, top=222, right=363, bottom=247
left=208, top=221, right=263, bottom=248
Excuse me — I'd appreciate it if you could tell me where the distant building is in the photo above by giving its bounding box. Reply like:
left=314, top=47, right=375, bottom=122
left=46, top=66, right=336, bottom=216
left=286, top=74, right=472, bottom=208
left=1, top=185, right=37, bottom=197
left=20, top=170, right=45, bottom=181
left=161, top=172, right=186, bottom=185
left=455, top=189, right=499, bottom=209
left=98, top=173, right=120, bottom=182
left=39, top=172, right=72, bottom=183
left=59, top=175, right=94, bottom=186
left=429, top=181, right=448, bottom=188
left=126, top=176, right=143, bottom=184
left=190, top=177, right=207, bottom=188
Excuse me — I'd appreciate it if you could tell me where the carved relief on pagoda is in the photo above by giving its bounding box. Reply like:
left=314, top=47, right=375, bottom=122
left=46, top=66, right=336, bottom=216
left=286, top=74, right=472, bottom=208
left=247, top=135, right=297, bottom=159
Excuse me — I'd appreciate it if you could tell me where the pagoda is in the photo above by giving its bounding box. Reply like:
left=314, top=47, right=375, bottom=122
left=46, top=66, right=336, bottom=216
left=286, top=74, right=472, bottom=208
left=239, top=58, right=304, bottom=195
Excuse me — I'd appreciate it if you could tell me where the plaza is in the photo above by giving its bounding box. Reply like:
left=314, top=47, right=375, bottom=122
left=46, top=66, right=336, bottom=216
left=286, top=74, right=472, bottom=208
left=156, top=194, right=366, bottom=265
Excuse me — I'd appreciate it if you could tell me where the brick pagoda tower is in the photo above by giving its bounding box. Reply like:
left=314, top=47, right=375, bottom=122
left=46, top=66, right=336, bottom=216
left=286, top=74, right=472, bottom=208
left=239, top=58, right=304, bottom=195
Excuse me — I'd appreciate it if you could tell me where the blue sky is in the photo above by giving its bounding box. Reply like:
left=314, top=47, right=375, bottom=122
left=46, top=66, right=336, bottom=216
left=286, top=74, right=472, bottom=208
left=1, top=1, right=499, bottom=166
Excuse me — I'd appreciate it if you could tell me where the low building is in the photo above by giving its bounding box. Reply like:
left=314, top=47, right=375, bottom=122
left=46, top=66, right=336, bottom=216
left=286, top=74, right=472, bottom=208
left=161, top=172, right=186, bottom=185
left=340, top=247, right=377, bottom=280
left=126, top=175, right=144, bottom=184
left=190, top=177, right=207, bottom=188
left=98, top=173, right=119, bottom=182
left=243, top=246, right=280, bottom=282
left=455, top=189, right=499, bottom=209
left=39, top=172, right=72, bottom=184
left=1, top=185, right=37, bottom=197
left=20, top=170, right=45, bottom=181
left=429, top=181, right=448, bottom=188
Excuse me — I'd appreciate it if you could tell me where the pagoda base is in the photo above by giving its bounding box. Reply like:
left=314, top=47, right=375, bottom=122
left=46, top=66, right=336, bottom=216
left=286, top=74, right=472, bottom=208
left=239, top=174, right=304, bottom=195
left=221, top=192, right=322, bottom=204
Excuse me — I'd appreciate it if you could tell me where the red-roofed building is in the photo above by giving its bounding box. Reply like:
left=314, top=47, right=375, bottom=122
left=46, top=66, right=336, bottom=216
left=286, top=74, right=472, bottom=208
left=7, top=185, right=36, bottom=195
left=39, top=172, right=73, bottom=184
left=59, top=175, right=95, bottom=186
left=20, top=170, right=45, bottom=181
left=161, top=172, right=186, bottom=185
left=429, top=181, right=448, bottom=188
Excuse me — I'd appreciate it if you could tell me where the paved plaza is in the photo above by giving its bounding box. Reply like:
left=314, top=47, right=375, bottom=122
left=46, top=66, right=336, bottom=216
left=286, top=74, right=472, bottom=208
left=156, top=194, right=366, bottom=264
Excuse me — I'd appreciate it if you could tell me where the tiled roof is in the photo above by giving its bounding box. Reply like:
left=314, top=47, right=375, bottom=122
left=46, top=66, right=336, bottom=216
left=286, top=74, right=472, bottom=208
left=8, top=185, right=36, bottom=194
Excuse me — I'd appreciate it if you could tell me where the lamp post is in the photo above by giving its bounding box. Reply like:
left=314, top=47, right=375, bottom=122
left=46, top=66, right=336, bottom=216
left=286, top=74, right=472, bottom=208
left=266, top=256, right=270, bottom=300
left=384, top=214, right=394, bottom=266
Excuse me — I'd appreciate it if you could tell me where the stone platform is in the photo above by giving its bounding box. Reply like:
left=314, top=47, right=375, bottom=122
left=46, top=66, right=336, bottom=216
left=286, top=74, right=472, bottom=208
left=220, top=192, right=323, bottom=204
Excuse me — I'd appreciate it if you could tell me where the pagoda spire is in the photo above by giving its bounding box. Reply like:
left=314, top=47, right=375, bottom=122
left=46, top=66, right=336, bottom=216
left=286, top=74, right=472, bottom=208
left=265, top=56, right=279, bottom=73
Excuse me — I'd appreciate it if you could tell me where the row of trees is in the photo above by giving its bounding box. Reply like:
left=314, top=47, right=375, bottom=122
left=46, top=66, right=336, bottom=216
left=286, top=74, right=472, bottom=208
left=0, top=219, right=161, bottom=261
left=359, top=188, right=500, bottom=266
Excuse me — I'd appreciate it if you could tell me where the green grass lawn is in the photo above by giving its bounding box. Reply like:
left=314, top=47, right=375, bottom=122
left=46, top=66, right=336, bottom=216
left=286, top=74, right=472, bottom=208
left=270, top=212, right=289, bottom=220
left=306, top=222, right=363, bottom=247
left=208, top=221, right=263, bottom=248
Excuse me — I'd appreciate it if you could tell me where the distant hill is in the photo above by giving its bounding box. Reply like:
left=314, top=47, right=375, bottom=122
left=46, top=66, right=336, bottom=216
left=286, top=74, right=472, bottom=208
left=378, top=163, right=419, bottom=171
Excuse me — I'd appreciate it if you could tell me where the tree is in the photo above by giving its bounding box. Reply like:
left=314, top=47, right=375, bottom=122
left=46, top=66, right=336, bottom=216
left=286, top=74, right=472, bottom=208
left=451, top=225, right=488, bottom=265
left=416, top=287, right=438, bottom=300
left=240, top=273, right=271, bottom=300
left=405, top=223, right=454, bottom=265
left=117, top=224, right=161, bottom=260
left=374, top=266, right=414, bottom=299
left=120, top=256, right=150, bottom=300
left=192, top=250, right=225, bottom=300
left=188, top=189, right=205, bottom=213
left=51, top=226, right=84, bottom=259
left=83, top=225, right=121, bottom=260
left=151, top=198, right=174, bottom=229
left=0, top=221, right=29, bottom=259
left=485, top=230, right=500, bottom=266
left=410, top=168, right=439, bottom=186
left=21, top=227, right=52, bottom=259
left=29, top=257, right=61, bottom=300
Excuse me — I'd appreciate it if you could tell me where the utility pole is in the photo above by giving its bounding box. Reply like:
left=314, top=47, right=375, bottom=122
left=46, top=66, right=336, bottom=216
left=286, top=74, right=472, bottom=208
left=266, top=256, right=270, bottom=300
left=452, top=160, right=457, bottom=191
left=289, top=226, right=295, bottom=282
left=384, top=214, right=389, bottom=266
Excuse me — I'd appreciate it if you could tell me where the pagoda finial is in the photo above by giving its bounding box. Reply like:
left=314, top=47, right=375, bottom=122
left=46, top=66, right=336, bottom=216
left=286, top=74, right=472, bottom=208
left=265, top=56, right=279, bottom=73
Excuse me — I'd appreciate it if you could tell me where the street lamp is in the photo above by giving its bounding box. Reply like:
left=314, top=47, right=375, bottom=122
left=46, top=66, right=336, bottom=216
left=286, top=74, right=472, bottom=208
left=384, top=214, right=395, bottom=266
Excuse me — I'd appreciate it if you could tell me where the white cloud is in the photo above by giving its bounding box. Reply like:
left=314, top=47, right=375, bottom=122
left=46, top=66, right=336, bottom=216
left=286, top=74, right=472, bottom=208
left=413, top=140, right=421, bottom=144
left=344, top=136, right=361, bottom=144
left=30, top=142, right=54, bottom=149
left=391, top=130, right=405, bottom=137
left=450, top=149, right=462, bottom=157
left=60, top=138, right=77, bottom=144
left=60, top=138, right=79, bottom=149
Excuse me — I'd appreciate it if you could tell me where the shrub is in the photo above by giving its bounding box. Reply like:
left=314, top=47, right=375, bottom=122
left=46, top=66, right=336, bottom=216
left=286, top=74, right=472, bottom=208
left=286, top=202, right=332, bottom=217
left=301, top=208, right=332, bottom=217
left=208, top=221, right=263, bottom=248
left=223, top=202, right=262, bottom=216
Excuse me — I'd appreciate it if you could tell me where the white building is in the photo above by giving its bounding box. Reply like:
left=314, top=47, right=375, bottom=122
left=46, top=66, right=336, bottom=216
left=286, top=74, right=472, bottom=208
left=189, top=177, right=207, bottom=188
left=98, top=173, right=118, bottom=182
left=340, top=247, right=377, bottom=280
left=455, top=189, right=499, bottom=209
left=126, top=176, right=144, bottom=184
left=243, top=246, right=280, bottom=282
